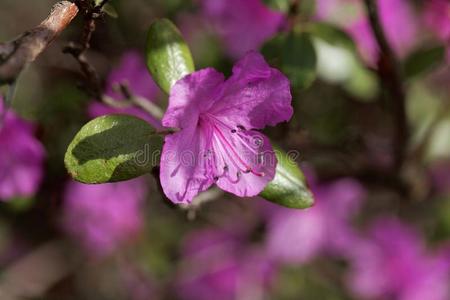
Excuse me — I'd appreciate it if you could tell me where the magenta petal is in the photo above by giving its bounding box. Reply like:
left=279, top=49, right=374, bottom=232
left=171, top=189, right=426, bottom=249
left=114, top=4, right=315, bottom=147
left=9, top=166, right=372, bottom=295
left=0, top=104, right=45, bottom=200
left=163, top=68, right=225, bottom=129
left=424, top=0, right=450, bottom=41
left=160, top=123, right=214, bottom=203
left=105, top=51, right=160, bottom=101
left=209, top=52, right=293, bottom=130
left=213, top=130, right=276, bottom=197
left=62, top=178, right=146, bottom=258
left=201, top=0, right=285, bottom=59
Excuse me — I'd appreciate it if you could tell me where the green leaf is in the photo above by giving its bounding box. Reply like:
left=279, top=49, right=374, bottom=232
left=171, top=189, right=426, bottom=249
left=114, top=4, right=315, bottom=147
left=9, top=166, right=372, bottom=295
left=146, top=18, right=195, bottom=94
left=260, top=147, right=314, bottom=209
left=65, top=114, right=163, bottom=184
left=263, top=0, right=290, bottom=12
left=102, top=3, right=118, bottom=18
left=403, top=45, right=445, bottom=79
left=309, top=22, right=356, bottom=51
left=262, top=32, right=317, bottom=90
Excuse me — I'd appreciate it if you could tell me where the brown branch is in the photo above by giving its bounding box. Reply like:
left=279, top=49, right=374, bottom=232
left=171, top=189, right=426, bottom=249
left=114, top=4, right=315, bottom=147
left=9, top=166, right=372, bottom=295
left=63, top=0, right=111, bottom=99
left=363, top=0, right=409, bottom=171
left=0, top=1, right=79, bottom=84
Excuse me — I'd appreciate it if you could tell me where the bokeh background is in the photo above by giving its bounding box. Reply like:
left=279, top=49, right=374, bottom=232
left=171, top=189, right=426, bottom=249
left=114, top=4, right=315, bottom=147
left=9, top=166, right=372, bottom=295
left=0, top=0, right=450, bottom=299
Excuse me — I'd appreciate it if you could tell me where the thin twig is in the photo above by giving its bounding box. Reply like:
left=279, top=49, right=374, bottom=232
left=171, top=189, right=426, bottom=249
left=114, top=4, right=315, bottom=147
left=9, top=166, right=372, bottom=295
left=0, top=1, right=78, bottom=84
left=63, top=0, right=111, bottom=99
left=363, top=0, right=408, bottom=171
left=116, top=83, right=164, bottom=120
left=65, top=1, right=166, bottom=125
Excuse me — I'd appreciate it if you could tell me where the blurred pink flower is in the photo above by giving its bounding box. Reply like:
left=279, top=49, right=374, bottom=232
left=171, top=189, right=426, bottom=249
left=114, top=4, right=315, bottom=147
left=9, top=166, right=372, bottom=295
left=160, top=52, right=292, bottom=203
left=88, top=51, right=162, bottom=129
left=316, top=0, right=418, bottom=64
left=423, top=0, right=450, bottom=62
left=424, top=0, right=450, bottom=42
left=350, top=0, right=418, bottom=64
left=346, top=217, right=450, bottom=300
left=199, top=0, right=285, bottom=59
left=265, top=178, right=366, bottom=264
left=0, top=100, right=45, bottom=200
left=175, top=228, right=275, bottom=300
left=62, top=178, right=147, bottom=258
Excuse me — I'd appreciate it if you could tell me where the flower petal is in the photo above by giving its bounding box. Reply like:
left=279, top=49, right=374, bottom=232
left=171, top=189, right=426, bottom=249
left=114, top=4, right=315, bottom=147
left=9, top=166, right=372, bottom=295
left=105, top=51, right=159, bottom=101
left=210, top=126, right=277, bottom=197
left=201, top=0, right=285, bottom=59
left=160, top=123, right=214, bottom=203
left=209, top=52, right=293, bottom=130
left=162, top=68, right=225, bottom=129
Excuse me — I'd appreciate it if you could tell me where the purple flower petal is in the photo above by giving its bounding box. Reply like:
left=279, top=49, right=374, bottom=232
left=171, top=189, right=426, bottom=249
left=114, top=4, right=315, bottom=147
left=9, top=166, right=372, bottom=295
left=200, top=0, right=285, bottom=59
left=213, top=131, right=276, bottom=197
left=160, top=123, right=215, bottom=204
left=423, top=0, right=450, bottom=42
left=210, top=52, right=293, bottom=130
left=265, top=178, right=366, bottom=264
left=0, top=101, right=45, bottom=200
left=160, top=52, right=292, bottom=203
left=62, top=178, right=147, bottom=258
left=105, top=51, right=159, bottom=101
left=175, top=228, right=275, bottom=300
left=162, top=68, right=225, bottom=130
left=346, top=217, right=450, bottom=300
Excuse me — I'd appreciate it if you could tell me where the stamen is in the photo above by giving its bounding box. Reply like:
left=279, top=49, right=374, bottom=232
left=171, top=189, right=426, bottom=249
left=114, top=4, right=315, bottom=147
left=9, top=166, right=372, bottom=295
left=212, top=123, right=253, bottom=172
left=212, top=123, right=266, bottom=178
left=206, top=114, right=259, bottom=155
left=212, top=132, right=245, bottom=173
left=204, top=114, right=267, bottom=179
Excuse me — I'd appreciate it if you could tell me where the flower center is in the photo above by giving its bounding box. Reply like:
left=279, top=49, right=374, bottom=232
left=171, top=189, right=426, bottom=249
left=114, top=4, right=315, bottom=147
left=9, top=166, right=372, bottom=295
left=200, top=113, right=266, bottom=182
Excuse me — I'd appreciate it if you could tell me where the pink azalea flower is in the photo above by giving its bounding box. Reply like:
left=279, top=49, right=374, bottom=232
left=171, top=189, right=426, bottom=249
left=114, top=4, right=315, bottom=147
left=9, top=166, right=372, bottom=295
left=175, top=228, right=275, bottom=300
left=0, top=100, right=45, bottom=200
left=424, top=0, right=450, bottom=42
left=265, top=178, right=366, bottom=264
left=88, top=51, right=162, bottom=129
left=199, top=0, right=285, bottom=59
left=159, top=51, right=292, bottom=203
left=346, top=217, right=450, bottom=300
left=62, top=178, right=147, bottom=258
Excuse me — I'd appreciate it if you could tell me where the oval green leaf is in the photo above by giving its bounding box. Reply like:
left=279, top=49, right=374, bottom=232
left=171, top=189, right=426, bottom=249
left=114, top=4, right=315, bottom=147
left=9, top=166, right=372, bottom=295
left=65, top=114, right=163, bottom=184
left=309, top=22, right=356, bottom=51
left=403, top=45, right=445, bottom=79
left=260, top=147, right=314, bottom=209
left=146, top=18, right=195, bottom=94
